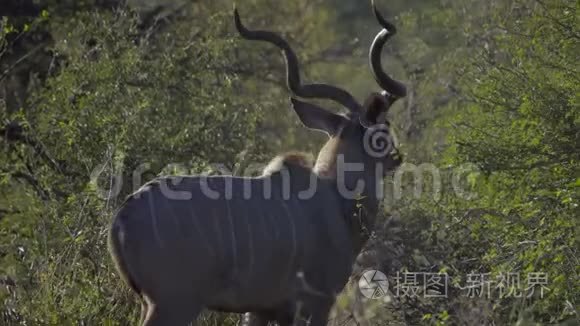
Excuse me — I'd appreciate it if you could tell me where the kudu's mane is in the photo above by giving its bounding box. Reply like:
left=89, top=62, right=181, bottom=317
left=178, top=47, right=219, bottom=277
left=262, top=149, right=342, bottom=180
left=262, top=151, right=314, bottom=176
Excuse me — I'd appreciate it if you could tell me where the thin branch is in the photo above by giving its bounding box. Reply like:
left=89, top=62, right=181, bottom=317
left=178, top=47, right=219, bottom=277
left=0, top=43, right=45, bottom=82
left=1, top=122, right=80, bottom=177
left=12, top=171, right=49, bottom=200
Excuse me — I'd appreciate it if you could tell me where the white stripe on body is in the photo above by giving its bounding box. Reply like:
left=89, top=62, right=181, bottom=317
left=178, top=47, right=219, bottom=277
left=146, top=189, right=164, bottom=248
left=225, top=198, right=238, bottom=277
left=189, top=204, right=215, bottom=257
left=280, top=200, right=297, bottom=283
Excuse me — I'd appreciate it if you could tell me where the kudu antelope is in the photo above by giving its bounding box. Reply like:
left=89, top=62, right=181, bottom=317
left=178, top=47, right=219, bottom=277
left=108, top=2, right=406, bottom=325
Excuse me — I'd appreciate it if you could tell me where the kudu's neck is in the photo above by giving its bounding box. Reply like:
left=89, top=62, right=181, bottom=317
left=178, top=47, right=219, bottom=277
left=313, top=138, right=382, bottom=254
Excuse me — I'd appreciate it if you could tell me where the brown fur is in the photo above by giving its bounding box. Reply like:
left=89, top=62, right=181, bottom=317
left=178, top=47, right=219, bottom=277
left=261, top=151, right=314, bottom=176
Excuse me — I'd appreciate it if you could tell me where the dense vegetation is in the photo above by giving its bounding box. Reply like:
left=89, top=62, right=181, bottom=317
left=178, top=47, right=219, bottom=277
left=1, top=0, right=577, bottom=325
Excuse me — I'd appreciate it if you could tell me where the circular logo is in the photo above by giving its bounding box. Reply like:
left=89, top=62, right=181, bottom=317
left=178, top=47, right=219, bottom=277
left=363, top=124, right=396, bottom=158
left=358, top=269, right=389, bottom=299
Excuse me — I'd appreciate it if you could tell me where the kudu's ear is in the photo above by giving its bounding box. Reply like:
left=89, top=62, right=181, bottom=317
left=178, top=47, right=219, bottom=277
left=361, top=92, right=389, bottom=126
left=290, top=98, right=346, bottom=136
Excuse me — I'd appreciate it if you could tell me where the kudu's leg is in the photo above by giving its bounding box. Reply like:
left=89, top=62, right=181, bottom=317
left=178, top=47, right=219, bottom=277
left=242, top=312, right=293, bottom=326
left=141, top=298, right=201, bottom=326
left=307, top=303, right=333, bottom=326
left=241, top=312, right=269, bottom=326
left=293, top=298, right=334, bottom=326
left=242, top=306, right=294, bottom=326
